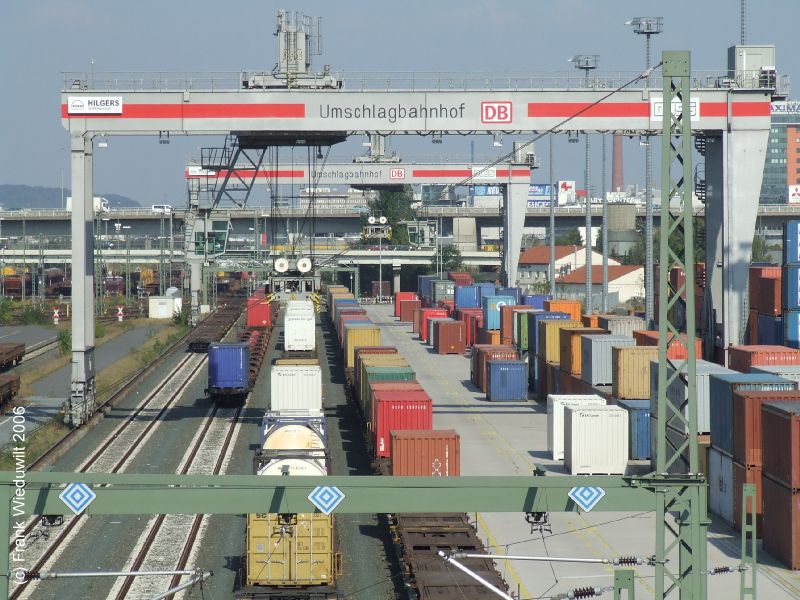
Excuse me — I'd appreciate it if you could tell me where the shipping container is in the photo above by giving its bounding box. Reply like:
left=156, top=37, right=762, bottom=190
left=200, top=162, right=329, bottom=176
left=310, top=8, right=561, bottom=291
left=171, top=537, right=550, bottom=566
left=454, top=285, right=481, bottom=309
left=417, top=274, right=439, bottom=300
left=632, top=330, right=703, bottom=360
left=270, top=364, right=323, bottom=412
left=471, top=345, right=519, bottom=393
left=482, top=295, right=515, bottom=331
left=564, top=405, right=628, bottom=475
left=751, top=364, right=800, bottom=383
left=477, top=326, right=501, bottom=346
left=789, top=265, right=800, bottom=310
left=418, top=308, right=448, bottom=342
left=762, top=475, right=800, bottom=569
left=246, top=295, right=274, bottom=328
left=500, top=305, right=532, bottom=345
left=612, top=346, right=659, bottom=400
left=399, top=299, right=422, bottom=323
left=649, top=417, right=712, bottom=476
left=360, top=365, right=416, bottom=418
left=760, top=275, right=782, bottom=316
left=538, top=319, right=582, bottom=363
left=543, top=299, right=582, bottom=321
left=344, top=325, right=381, bottom=370
left=207, top=342, right=249, bottom=396
left=434, top=320, right=467, bottom=355
left=496, top=286, right=522, bottom=304
left=652, top=359, right=737, bottom=434
left=394, top=292, right=418, bottom=317
left=734, top=391, right=800, bottom=467
left=708, top=446, right=734, bottom=525
left=785, top=310, right=800, bottom=350
left=785, top=220, right=800, bottom=264
left=390, top=429, right=461, bottom=476
left=432, top=280, right=456, bottom=303
left=285, top=308, right=316, bottom=352
left=761, top=401, right=800, bottom=489
left=372, top=391, right=433, bottom=458
left=338, top=314, right=370, bottom=343
left=527, top=312, right=570, bottom=359
left=616, top=399, right=650, bottom=460
left=733, top=461, right=763, bottom=534
left=757, top=315, right=783, bottom=345
left=462, top=310, right=483, bottom=347
left=559, top=327, right=608, bottom=376
left=709, top=373, right=796, bottom=457
left=598, top=315, right=646, bottom=338
left=728, top=344, right=800, bottom=373
left=260, top=413, right=327, bottom=451
left=580, top=335, right=637, bottom=386
left=523, top=294, right=552, bottom=310
left=582, top=314, right=600, bottom=328
left=426, top=317, right=452, bottom=347
left=365, top=381, right=423, bottom=424
left=353, top=349, right=401, bottom=393
left=546, top=394, right=606, bottom=460
left=748, top=308, right=759, bottom=344
left=486, top=360, right=528, bottom=401
left=148, top=296, right=179, bottom=319
left=749, top=265, right=781, bottom=313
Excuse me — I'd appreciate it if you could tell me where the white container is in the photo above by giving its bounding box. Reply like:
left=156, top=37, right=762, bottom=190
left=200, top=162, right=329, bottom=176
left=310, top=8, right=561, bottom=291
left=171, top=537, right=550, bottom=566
left=284, top=312, right=316, bottom=352
left=547, top=394, right=606, bottom=460
left=564, top=405, right=629, bottom=475
left=650, top=359, right=736, bottom=434
left=597, top=315, right=646, bottom=338
left=286, top=300, right=315, bottom=314
left=708, top=446, right=734, bottom=525
left=580, top=334, right=636, bottom=386
left=262, top=423, right=326, bottom=451
left=751, top=365, right=800, bottom=384
left=200, top=304, right=211, bottom=314
left=148, top=296, right=177, bottom=319
left=270, top=365, right=322, bottom=412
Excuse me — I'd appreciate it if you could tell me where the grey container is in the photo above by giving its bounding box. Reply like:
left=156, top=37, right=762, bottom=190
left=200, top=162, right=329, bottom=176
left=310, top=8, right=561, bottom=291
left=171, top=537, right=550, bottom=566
left=750, top=365, right=800, bottom=384
left=580, top=335, right=636, bottom=386
left=432, top=280, right=456, bottom=302
left=649, top=359, right=736, bottom=434
left=428, top=317, right=454, bottom=348
left=597, top=315, right=646, bottom=338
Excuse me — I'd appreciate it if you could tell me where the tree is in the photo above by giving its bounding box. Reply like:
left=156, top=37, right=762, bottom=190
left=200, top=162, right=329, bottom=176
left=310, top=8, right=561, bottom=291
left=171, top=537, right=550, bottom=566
left=361, top=186, right=415, bottom=245
left=624, top=217, right=706, bottom=266
left=555, top=227, right=583, bottom=246
left=751, top=233, right=771, bottom=263
left=430, top=244, right=463, bottom=273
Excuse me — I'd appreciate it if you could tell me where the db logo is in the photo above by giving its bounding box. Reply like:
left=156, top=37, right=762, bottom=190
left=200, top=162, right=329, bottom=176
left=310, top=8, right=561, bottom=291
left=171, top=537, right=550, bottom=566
left=481, top=101, right=512, bottom=124
left=389, top=168, right=405, bottom=179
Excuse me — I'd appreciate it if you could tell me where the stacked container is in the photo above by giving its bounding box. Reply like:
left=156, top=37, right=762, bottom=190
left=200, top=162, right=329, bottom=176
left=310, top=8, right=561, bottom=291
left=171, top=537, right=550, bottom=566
left=728, top=345, right=800, bottom=373
left=399, top=299, right=422, bottom=323
left=394, top=292, right=418, bottom=318
left=546, top=394, right=606, bottom=460
left=559, top=327, right=608, bottom=376
left=454, top=285, right=481, bottom=310
left=564, top=405, right=628, bottom=475
left=580, top=335, right=636, bottom=386
left=543, top=299, right=581, bottom=321
left=482, top=295, right=515, bottom=331
left=471, top=345, right=518, bottom=393
left=616, top=399, right=651, bottom=460
left=633, top=330, right=702, bottom=360
left=597, top=315, right=646, bottom=338
left=611, top=346, right=659, bottom=400
left=523, top=294, right=552, bottom=310
left=486, top=360, right=528, bottom=402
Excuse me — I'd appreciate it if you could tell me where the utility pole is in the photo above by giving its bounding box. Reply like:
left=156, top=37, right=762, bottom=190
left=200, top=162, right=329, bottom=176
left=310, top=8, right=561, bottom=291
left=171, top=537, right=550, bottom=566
left=601, top=134, right=608, bottom=312
left=626, top=16, right=663, bottom=327
left=570, top=54, right=599, bottom=314
left=549, top=135, right=556, bottom=297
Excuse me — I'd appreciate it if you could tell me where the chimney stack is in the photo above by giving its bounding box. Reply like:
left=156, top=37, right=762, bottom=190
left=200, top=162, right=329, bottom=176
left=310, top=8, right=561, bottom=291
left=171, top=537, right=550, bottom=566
left=612, top=133, right=624, bottom=192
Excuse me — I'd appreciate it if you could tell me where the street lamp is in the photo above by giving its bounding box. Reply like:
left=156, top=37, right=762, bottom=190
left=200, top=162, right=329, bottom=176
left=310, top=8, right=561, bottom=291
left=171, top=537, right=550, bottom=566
left=570, top=54, right=599, bottom=314
left=626, top=16, right=663, bottom=327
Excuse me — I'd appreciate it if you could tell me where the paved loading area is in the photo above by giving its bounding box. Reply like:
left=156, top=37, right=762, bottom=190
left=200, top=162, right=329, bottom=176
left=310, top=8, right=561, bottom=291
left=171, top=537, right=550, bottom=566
left=366, top=304, right=800, bottom=599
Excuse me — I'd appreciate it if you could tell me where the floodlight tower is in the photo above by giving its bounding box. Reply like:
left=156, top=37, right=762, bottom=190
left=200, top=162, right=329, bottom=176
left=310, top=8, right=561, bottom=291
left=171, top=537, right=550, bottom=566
left=570, top=54, right=599, bottom=313
left=626, top=17, right=663, bottom=327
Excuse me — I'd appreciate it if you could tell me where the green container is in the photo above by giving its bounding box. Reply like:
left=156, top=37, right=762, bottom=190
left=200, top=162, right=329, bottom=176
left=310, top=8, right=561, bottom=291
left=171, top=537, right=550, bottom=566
left=515, top=311, right=530, bottom=351
left=361, top=366, right=416, bottom=417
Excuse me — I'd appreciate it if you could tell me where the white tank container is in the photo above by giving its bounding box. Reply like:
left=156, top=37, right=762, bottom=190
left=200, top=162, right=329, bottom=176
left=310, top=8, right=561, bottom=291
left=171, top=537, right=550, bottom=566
left=708, top=446, right=734, bottom=525
left=564, top=405, right=628, bottom=475
left=547, top=394, right=606, bottom=460
left=270, top=365, right=322, bottom=412
left=284, top=310, right=316, bottom=352
left=256, top=455, right=328, bottom=476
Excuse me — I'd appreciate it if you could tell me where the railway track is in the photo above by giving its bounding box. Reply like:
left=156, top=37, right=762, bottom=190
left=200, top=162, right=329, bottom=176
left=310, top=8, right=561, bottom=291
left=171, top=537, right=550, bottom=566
left=20, top=339, right=59, bottom=364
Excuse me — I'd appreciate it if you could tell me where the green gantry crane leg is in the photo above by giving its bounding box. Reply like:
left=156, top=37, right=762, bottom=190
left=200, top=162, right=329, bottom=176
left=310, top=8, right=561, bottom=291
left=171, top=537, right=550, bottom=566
left=740, top=483, right=757, bottom=599
left=614, top=569, right=635, bottom=600
left=654, top=50, right=708, bottom=599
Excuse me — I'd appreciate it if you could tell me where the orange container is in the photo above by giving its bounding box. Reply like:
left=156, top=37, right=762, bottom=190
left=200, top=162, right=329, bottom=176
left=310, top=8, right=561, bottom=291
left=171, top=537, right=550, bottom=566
left=632, top=330, right=702, bottom=360
left=477, top=326, right=500, bottom=345
left=471, top=345, right=518, bottom=392
left=543, top=299, right=581, bottom=321
left=582, top=314, right=600, bottom=328
left=399, top=299, right=422, bottom=323
left=390, top=429, right=461, bottom=476
left=728, top=345, right=800, bottom=373
left=499, top=305, right=530, bottom=346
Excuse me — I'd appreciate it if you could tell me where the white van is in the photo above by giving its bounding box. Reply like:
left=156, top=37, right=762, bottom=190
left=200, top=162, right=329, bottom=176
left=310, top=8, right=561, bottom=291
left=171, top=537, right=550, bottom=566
left=152, top=204, right=173, bottom=214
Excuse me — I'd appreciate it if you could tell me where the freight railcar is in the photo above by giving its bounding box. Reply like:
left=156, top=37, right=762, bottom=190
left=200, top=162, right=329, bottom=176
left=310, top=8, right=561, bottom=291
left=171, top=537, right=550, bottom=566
left=0, top=374, right=20, bottom=405
left=0, top=343, right=25, bottom=369
left=206, top=342, right=249, bottom=401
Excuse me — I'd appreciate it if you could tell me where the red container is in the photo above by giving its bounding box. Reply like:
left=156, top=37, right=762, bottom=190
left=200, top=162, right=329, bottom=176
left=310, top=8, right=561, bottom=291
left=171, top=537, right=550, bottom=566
left=471, top=345, right=518, bottom=392
left=394, top=292, right=418, bottom=317
left=748, top=309, right=759, bottom=345
left=390, top=429, right=461, bottom=476
left=728, top=345, right=800, bottom=373
left=463, top=312, right=483, bottom=347
left=499, top=305, right=529, bottom=346
left=366, top=381, right=423, bottom=428
left=733, top=390, right=800, bottom=467
left=372, top=391, right=433, bottom=458
left=762, top=475, right=800, bottom=569
left=762, top=401, right=800, bottom=490
left=669, top=267, right=687, bottom=299
left=418, top=309, right=448, bottom=342
left=759, top=277, right=782, bottom=317
left=423, top=313, right=449, bottom=344
left=411, top=309, right=422, bottom=334
left=749, top=266, right=781, bottom=313
left=434, top=320, right=466, bottom=355
left=399, top=299, right=422, bottom=323
left=246, top=296, right=273, bottom=328
left=632, top=330, right=703, bottom=360
left=733, top=462, right=763, bottom=535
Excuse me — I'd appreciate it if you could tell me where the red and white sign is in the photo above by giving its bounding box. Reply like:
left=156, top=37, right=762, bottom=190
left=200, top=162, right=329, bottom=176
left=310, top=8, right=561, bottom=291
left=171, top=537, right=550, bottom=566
left=389, top=168, right=406, bottom=180
left=481, top=101, right=512, bottom=124
left=789, top=185, right=800, bottom=203
left=53, top=308, right=60, bottom=325
left=116, top=306, right=125, bottom=322
left=557, top=180, right=576, bottom=205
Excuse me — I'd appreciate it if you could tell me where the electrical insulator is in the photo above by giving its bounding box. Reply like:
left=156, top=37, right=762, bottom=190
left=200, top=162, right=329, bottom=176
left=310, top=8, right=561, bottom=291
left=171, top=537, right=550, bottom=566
left=709, top=566, right=734, bottom=575
left=568, top=587, right=601, bottom=599
left=614, top=556, right=641, bottom=566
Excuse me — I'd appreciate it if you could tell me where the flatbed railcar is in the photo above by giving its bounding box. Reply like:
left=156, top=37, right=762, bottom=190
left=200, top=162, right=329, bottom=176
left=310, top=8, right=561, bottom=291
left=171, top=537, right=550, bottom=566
left=0, top=374, right=20, bottom=405
left=0, top=343, right=25, bottom=369
left=186, top=294, right=247, bottom=352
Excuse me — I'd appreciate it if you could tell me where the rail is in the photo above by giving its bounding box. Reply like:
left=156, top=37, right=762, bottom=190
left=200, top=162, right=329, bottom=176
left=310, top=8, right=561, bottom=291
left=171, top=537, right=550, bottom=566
left=62, top=70, right=789, bottom=95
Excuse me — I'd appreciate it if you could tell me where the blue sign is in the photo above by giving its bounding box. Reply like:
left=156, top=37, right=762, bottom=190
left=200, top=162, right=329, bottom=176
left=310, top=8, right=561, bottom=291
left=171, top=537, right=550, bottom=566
left=527, top=200, right=551, bottom=207
left=59, top=482, right=97, bottom=515
left=308, top=485, right=345, bottom=515
left=473, top=185, right=501, bottom=196
left=568, top=486, right=606, bottom=512
left=529, top=184, right=553, bottom=197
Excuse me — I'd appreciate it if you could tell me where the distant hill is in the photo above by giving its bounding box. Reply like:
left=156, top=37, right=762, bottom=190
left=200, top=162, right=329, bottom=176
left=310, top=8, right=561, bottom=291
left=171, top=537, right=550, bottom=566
left=0, top=185, right=140, bottom=209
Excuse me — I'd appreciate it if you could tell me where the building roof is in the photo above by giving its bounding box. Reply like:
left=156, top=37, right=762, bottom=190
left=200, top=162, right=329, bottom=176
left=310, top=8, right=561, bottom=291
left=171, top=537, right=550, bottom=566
left=556, top=264, right=642, bottom=284
left=519, top=246, right=584, bottom=265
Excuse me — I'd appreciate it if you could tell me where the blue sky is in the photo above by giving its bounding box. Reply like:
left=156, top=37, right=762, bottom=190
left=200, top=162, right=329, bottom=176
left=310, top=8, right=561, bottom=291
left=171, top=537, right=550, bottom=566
left=1, top=1, right=795, bottom=204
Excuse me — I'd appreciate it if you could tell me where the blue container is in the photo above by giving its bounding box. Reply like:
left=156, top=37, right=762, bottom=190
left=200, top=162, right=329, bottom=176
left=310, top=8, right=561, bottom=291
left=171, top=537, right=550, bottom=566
left=528, top=357, right=538, bottom=389
left=526, top=311, right=570, bottom=358
left=454, top=285, right=481, bottom=309
left=476, top=283, right=497, bottom=301
left=523, top=294, right=552, bottom=310
left=417, top=275, right=440, bottom=300
left=208, top=342, right=249, bottom=393
left=487, top=360, right=528, bottom=401
left=786, top=310, right=800, bottom=349
left=708, top=373, right=796, bottom=456
left=757, top=314, right=783, bottom=345
left=617, top=399, right=650, bottom=460
left=784, top=265, right=800, bottom=310
left=496, top=287, right=522, bottom=304
left=784, top=220, right=800, bottom=264
left=482, top=295, right=515, bottom=330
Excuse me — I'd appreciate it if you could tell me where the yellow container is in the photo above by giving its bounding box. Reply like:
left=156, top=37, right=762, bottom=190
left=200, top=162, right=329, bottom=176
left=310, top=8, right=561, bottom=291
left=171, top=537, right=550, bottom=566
left=345, top=326, right=381, bottom=370
left=559, top=328, right=608, bottom=375
left=538, top=320, right=581, bottom=363
left=275, top=358, right=320, bottom=366
left=612, top=346, right=659, bottom=399
left=246, top=512, right=338, bottom=587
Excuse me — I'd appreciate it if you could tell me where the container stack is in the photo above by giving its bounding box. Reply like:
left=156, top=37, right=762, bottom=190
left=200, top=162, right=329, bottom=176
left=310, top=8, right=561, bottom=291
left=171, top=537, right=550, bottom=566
left=785, top=221, right=800, bottom=348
